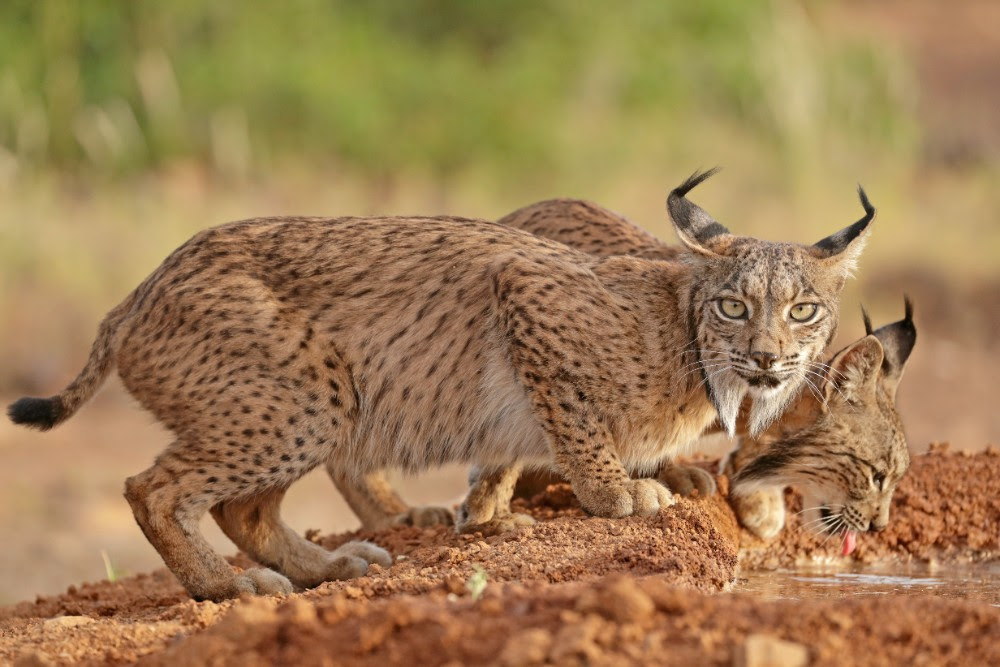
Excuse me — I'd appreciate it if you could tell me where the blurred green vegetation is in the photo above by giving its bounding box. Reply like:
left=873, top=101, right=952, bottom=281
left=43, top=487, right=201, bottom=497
left=2, top=1, right=999, bottom=394
left=0, top=0, right=914, bottom=183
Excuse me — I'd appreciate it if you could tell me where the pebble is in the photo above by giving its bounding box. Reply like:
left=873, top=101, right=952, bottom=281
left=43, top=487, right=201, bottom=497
left=738, top=633, right=809, bottom=667
left=42, top=616, right=95, bottom=630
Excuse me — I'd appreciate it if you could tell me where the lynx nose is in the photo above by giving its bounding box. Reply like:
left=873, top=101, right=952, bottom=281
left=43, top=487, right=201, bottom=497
left=750, top=351, right=777, bottom=370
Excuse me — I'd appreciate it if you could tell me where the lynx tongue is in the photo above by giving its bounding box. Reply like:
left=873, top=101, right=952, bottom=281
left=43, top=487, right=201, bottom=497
left=841, top=530, right=857, bottom=556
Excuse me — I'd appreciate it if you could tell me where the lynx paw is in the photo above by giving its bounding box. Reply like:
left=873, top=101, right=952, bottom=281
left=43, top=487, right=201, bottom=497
left=332, top=540, right=393, bottom=568
left=732, top=488, right=785, bottom=539
left=658, top=463, right=717, bottom=498
left=232, top=567, right=294, bottom=597
left=456, top=512, right=536, bottom=536
left=578, top=478, right=675, bottom=518
left=393, top=505, right=455, bottom=528
left=321, top=555, right=371, bottom=581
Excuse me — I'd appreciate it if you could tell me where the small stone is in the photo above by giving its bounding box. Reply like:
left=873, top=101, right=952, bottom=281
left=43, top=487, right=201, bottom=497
left=499, top=628, right=553, bottom=666
left=444, top=575, right=466, bottom=595
left=549, top=615, right=605, bottom=663
left=42, top=615, right=95, bottom=629
left=577, top=576, right=655, bottom=623
left=13, top=651, right=56, bottom=667
left=282, top=598, right=318, bottom=624
left=738, top=633, right=809, bottom=667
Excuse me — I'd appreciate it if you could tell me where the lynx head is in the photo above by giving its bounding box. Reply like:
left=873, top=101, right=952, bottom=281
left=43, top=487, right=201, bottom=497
left=732, top=300, right=917, bottom=536
left=668, top=169, right=875, bottom=436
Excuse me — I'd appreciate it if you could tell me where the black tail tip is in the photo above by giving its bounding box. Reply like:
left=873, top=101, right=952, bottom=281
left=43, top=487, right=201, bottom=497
left=8, top=396, right=63, bottom=431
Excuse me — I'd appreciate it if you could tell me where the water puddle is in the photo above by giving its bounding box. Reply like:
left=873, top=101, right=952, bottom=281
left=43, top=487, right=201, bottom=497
left=737, top=562, right=1000, bottom=606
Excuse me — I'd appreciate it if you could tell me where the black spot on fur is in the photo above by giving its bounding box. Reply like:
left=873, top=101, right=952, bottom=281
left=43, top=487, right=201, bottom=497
left=8, top=396, right=63, bottom=431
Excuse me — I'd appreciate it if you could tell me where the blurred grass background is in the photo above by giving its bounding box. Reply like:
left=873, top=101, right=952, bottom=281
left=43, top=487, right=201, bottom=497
left=0, top=0, right=998, bottom=600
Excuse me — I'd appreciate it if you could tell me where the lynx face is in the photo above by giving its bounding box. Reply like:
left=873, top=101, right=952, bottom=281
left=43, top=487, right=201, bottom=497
left=668, top=170, right=874, bottom=437
left=732, top=303, right=916, bottom=535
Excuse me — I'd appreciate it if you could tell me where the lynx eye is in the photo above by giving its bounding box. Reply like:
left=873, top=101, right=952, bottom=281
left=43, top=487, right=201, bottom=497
left=873, top=472, right=886, bottom=490
left=789, top=303, right=818, bottom=322
left=717, top=298, right=747, bottom=320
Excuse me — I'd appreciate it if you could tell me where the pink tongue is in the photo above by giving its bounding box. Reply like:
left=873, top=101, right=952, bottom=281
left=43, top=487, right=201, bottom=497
left=841, top=530, right=857, bottom=556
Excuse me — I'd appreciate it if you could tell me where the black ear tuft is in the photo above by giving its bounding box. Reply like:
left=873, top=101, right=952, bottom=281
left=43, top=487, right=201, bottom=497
left=8, top=396, right=63, bottom=431
left=666, top=168, right=730, bottom=248
left=672, top=168, right=722, bottom=199
left=861, top=305, right=874, bottom=336
left=812, top=185, right=876, bottom=258
left=873, top=297, right=917, bottom=376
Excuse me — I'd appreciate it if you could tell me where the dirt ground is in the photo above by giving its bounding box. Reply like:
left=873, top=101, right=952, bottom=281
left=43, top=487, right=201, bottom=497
left=1, top=448, right=997, bottom=665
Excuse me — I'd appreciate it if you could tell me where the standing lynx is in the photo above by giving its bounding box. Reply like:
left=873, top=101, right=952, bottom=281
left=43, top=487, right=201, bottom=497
left=478, top=196, right=914, bottom=549
left=9, top=171, right=870, bottom=600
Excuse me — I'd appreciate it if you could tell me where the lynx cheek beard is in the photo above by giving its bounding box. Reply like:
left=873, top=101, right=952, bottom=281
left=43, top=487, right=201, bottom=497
left=745, top=380, right=801, bottom=437
left=707, top=370, right=749, bottom=437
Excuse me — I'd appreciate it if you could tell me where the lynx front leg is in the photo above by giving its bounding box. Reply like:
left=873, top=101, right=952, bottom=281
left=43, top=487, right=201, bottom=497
left=730, top=487, right=786, bottom=539
left=329, top=467, right=454, bottom=530
left=491, top=256, right=673, bottom=519
left=456, top=465, right=535, bottom=535
left=551, top=413, right=674, bottom=517
left=722, top=437, right=786, bottom=539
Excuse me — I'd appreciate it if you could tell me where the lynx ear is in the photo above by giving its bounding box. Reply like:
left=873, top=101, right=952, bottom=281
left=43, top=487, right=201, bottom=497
left=869, top=296, right=917, bottom=401
left=825, top=334, right=884, bottom=402
left=666, top=168, right=731, bottom=256
left=811, top=186, right=876, bottom=278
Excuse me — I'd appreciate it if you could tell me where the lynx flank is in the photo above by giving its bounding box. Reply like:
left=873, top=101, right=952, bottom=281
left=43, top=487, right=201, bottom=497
left=481, top=197, right=913, bottom=547
left=9, top=171, right=869, bottom=600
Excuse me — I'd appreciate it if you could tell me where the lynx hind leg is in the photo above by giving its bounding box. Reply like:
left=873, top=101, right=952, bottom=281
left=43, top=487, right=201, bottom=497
left=120, top=319, right=388, bottom=599
left=330, top=468, right=454, bottom=530
left=657, top=462, right=717, bottom=498
left=211, top=488, right=391, bottom=590
left=731, top=487, right=786, bottom=539
left=125, top=456, right=293, bottom=602
left=456, top=464, right=535, bottom=535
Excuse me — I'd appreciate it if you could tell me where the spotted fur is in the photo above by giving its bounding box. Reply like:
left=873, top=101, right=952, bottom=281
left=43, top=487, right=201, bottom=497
left=486, top=196, right=912, bottom=539
left=8, top=173, right=871, bottom=600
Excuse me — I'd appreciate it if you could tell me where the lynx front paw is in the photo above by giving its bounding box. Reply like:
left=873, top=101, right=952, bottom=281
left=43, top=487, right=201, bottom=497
left=658, top=463, right=717, bottom=498
left=577, top=478, right=675, bottom=518
left=456, top=512, right=536, bottom=536
left=732, top=488, right=785, bottom=539
left=393, top=505, right=455, bottom=528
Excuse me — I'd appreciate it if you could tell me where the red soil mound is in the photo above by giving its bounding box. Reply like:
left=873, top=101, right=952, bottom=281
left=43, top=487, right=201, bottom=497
left=143, top=575, right=1000, bottom=667
left=1, top=449, right=997, bottom=665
